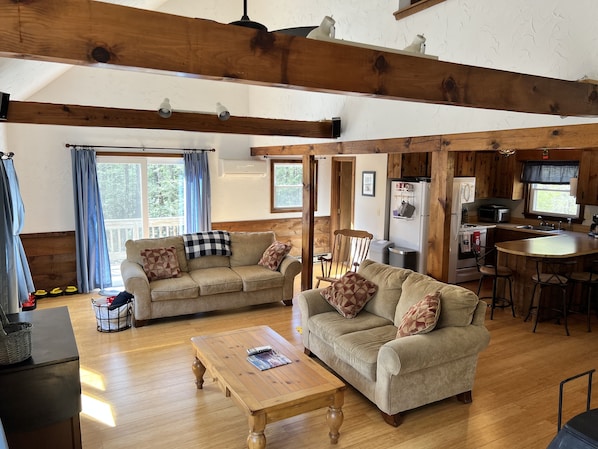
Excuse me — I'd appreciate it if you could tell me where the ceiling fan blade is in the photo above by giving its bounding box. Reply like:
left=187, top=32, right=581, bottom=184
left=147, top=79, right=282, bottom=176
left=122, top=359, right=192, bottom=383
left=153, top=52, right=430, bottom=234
left=273, top=26, right=318, bottom=37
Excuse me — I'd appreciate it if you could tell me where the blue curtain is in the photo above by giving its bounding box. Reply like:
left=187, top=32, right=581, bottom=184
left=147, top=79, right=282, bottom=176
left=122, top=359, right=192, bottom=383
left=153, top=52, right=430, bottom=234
left=71, top=148, right=112, bottom=292
left=1, top=157, right=34, bottom=312
left=184, top=151, right=211, bottom=232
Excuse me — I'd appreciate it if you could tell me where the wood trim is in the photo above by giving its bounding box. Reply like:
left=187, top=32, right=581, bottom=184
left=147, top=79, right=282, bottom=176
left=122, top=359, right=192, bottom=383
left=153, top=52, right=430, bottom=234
left=7, top=101, right=337, bottom=139
left=1, top=1, right=598, bottom=116
left=394, top=0, right=447, bottom=20
left=252, top=122, right=598, bottom=157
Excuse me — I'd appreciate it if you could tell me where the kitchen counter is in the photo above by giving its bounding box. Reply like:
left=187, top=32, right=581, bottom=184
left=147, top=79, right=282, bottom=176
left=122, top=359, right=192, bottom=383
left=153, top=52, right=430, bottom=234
left=493, top=231, right=598, bottom=320
left=495, top=230, right=598, bottom=258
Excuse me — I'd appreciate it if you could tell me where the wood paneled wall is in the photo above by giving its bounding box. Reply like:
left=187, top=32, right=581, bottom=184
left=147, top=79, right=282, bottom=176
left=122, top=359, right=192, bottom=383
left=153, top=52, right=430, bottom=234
left=214, top=217, right=331, bottom=258
left=21, top=231, right=77, bottom=292
left=21, top=217, right=331, bottom=292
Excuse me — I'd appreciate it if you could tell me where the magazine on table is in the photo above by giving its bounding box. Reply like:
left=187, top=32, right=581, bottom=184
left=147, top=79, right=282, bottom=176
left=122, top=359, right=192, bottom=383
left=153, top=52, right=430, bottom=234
left=247, top=349, right=292, bottom=371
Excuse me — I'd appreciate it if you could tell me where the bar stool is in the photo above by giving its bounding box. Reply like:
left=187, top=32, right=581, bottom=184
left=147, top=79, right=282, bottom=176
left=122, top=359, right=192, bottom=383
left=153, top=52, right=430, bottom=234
left=568, top=259, right=598, bottom=332
left=473, top=245, right=515, bottom=320
left=525, top=258, right=576, bottom=336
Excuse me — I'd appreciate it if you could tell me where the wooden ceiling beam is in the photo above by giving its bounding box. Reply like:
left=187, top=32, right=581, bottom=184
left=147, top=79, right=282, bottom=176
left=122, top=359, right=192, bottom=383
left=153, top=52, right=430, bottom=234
left=6, top=101, right=339, bottom=138
left=1, top=0, right=598, bottom=117
left=251, top=122, right=598, bottom=156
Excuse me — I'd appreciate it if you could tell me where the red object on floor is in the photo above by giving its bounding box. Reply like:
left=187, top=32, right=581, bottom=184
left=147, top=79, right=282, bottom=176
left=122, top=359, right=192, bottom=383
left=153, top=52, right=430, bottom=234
left=22, top=293, right=37, bottom=311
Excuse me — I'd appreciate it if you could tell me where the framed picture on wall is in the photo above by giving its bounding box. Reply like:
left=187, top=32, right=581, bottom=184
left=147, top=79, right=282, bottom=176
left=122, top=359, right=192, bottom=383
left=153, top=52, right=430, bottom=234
left=362, top=171, right=375, bottom=197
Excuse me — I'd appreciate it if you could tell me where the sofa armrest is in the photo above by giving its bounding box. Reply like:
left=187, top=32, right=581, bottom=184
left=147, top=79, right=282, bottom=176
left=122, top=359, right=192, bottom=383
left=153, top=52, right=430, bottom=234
left=297, top=288, right=336, bottom=348
left=377, top=325, right=490, bottom=376
left=120, top=260, right=152, bottom=321
left=278, top=255, right=302, bottom=302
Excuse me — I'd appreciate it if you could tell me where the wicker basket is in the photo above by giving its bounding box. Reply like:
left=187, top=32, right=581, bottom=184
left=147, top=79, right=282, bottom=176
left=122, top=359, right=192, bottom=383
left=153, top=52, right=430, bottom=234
left=0, top=304, right=32, bottom=365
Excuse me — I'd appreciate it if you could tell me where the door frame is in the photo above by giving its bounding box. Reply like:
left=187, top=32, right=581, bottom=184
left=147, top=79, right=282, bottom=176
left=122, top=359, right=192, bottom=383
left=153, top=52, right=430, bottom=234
left=330, top=157, right=356, bottom=247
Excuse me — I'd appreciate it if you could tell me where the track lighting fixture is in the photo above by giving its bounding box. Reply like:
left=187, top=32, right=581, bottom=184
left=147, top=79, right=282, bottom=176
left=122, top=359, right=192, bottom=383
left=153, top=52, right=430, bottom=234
left=216, top=102, right=230, bottom=121
left=158, top=98, right=172, bottom=118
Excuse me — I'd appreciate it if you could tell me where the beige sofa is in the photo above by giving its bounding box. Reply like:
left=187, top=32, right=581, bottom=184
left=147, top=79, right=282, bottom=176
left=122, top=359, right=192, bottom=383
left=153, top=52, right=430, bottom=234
left=121, top=231, right=302, bottom=327
left=297, top=259, right=490, bottom=426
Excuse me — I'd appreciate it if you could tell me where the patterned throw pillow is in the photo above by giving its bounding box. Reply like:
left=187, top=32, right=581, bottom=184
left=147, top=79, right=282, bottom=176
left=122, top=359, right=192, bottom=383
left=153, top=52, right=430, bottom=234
left=140, top=246, right=182, bottom=282
left=258, top=241, right=292, bottom=271
left=396, top=291, right=442, bottom=338
left=321, top=271, right=378, bottom=319
left=182, top=231, right=232, bottom=258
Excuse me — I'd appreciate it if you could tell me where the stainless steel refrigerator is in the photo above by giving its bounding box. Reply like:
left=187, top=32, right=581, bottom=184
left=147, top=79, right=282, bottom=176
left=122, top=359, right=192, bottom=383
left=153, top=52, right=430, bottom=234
left=388, top=179, right=431, bottom=274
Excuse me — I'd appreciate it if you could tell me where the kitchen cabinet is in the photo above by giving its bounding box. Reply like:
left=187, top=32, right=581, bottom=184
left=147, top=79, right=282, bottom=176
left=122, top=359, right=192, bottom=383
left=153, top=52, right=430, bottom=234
left=493, top=155, right=524, bottom=200
left=474, top=152, right=523, bottom=200
left=454, top=152, right=476, bottom=177
left=387, top=152, right=430, bottom=178
left=474, top=153, right=494, bottom=198
left=576, top=150, right=598, bottom=205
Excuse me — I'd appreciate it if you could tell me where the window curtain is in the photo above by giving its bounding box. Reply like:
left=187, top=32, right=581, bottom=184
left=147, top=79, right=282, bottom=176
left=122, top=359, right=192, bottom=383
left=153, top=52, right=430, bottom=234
left=184, top=151, right=211, bottom=232
left=1, top=157, right=35, bottom=313
left=71, top=148, right=112, bottom=292
left=522, top=161, right=579, bottom=184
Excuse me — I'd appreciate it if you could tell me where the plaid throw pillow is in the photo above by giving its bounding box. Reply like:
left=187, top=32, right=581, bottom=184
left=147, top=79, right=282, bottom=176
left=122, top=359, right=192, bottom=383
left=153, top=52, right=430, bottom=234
left=183, top=231, right=232, bottom=259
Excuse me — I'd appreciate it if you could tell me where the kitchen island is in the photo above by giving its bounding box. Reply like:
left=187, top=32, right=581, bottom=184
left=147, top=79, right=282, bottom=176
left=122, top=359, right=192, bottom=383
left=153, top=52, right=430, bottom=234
left=495, top=231, right=598, bottom=318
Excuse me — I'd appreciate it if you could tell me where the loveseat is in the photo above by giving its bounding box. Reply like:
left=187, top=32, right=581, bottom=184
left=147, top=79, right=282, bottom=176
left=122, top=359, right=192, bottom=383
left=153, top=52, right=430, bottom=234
left=298, top=259, right=490, bottom=426
left=121, top=231, right=301, bottom=327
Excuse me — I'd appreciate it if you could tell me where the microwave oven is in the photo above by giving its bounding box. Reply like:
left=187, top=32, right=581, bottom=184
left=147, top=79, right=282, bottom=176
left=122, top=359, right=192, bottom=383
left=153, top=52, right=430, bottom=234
left=478, top=205, right=510, bottom=223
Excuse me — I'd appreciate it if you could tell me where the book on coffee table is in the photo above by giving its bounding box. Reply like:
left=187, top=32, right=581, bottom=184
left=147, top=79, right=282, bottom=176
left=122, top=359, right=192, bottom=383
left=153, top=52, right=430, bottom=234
left=247, top=349, right=292, bottom=371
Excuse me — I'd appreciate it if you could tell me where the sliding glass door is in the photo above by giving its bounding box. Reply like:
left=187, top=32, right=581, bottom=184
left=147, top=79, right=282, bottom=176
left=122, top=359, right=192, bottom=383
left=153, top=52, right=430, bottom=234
left=97, top=155, right=184, bottom=285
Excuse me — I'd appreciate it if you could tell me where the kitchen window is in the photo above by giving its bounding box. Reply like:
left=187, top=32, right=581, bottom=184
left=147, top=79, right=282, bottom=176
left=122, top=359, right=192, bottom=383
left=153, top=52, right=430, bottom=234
left=270, top=159, right=317, bottom=213
left=522, top=161, right=582, bottom=221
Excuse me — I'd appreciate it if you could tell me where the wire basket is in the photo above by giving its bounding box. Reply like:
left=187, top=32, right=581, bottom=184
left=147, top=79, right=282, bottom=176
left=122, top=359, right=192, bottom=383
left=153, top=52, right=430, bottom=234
left=0, top=304, right=32, bottom=365
left=91, top=298, right=132, bottom=332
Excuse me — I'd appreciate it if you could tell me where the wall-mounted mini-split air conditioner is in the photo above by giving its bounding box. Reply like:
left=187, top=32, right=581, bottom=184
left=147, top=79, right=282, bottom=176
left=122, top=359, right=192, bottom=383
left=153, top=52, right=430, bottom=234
left=218, top=159, right=267, bottom=177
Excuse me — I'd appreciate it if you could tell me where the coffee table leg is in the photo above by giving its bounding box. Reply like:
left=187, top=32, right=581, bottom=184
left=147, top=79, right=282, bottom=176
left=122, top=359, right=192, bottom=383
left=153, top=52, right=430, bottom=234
left=327, top=391, right=344, bottom=444
left=192, top=356, right=206, bottom=389
left=247, top=414, right=266, bottom=449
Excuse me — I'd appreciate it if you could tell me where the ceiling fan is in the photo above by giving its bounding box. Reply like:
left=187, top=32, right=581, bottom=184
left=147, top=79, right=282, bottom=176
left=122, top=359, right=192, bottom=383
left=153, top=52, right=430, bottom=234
left=229, top=0, right=318, bottom=37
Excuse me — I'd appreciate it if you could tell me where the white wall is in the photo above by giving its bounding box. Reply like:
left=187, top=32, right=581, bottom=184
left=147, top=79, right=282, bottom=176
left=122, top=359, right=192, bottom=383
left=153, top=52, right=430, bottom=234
left=5, top=0, right=598, bottom=236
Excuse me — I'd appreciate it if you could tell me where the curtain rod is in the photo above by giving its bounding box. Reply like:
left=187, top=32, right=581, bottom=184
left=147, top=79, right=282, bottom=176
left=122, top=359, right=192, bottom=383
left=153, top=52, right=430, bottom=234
left=65, top=144, right=215, bottom=152
left=0, top=151, right=14, bottom=160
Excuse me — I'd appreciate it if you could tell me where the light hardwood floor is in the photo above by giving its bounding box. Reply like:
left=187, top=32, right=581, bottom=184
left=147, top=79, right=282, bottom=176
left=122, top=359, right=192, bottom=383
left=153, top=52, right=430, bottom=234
left=35, top=278, right=598, bottom=449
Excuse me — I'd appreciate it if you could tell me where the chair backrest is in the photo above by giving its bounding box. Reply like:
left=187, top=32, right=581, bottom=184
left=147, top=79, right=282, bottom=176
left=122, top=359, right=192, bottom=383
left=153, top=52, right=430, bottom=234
left=534, top=257, right=576, bottom=287
left=326, top=229, right=373, bottom=278
left=472, top=245, right=497, bottom=273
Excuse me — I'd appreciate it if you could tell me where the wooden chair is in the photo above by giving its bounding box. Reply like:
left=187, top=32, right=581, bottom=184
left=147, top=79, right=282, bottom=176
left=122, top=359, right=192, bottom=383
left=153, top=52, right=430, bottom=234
left=315, top=229, right=373, bottom=287
left=472, top=244, right=515, bottom=320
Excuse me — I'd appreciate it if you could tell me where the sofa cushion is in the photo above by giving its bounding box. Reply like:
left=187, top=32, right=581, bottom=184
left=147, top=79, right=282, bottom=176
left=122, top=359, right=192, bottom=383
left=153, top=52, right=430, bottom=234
left=258, top=241, right=292, bottom=271
left=149, top=273, right=199, bottom=301
left=396, top=291, right=441, bottom=338
left=126, top=236, right=188, bottom=272
left=183, top=231, right=232, bottom=258
left=140, top=246, right=182, bottom=281
left=187, top=255, right=230, bottom=271
left=231, top=265, right=285, bottom=291
left=321, top=271, right=378, bottom=319
left=229, top=232, right=275, bottom=267
left=308, top=311, right=393, bottom=343
left=333, top=325, right=398, bottom=381
left=358, top=259, right=412, bottom=321
left=189, top=267, right=242, bottom=295
left=395, top=272, right=479, bottom=328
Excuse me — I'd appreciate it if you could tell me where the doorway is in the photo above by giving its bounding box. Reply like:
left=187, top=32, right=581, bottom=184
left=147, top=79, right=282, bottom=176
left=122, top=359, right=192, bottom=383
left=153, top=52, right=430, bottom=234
left=330, top=157, right=355, bottom=245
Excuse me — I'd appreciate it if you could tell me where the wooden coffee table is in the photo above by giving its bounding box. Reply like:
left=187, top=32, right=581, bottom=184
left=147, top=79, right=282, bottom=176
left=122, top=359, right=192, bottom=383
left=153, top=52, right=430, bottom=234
left=191, top=325, right=345, bottom=449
